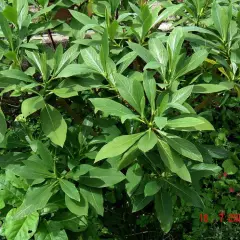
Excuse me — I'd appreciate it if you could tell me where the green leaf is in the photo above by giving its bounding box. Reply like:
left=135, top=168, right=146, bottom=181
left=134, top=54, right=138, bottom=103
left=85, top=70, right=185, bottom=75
left=0, top=108, right=7, bottom=143
left=60, top=179, right=80, bottom=202
left=14, top=184, right=55, bottom=219
left=192, top=83, right=233, bottom=93
left=154, top=117, right=167, bottom=130
left=143, top=71, right=156, bottom=112
left=212, top=2, right=232, bottom=41
left=81, top=47, right=104, bottom=75
left=65, top=194, right=88, bottom=216
left=132, top=194, right=153, bottom=212
left=80, top=186, right=104, bottom=216
left=117, top=51, right=137, bottom=73
left=2, top=209, right=39, bottom=240
left=56, top=64, right=93, bottom=78
left=171, top=86, right=193, bottom=104
left=0, top=12, right=13, bottom=49
left=3, top=6, right=17, bottom=26
left=126, top=163, right=143, bottom=197
left=138, top=130, right=158, bottom=152
left=79, top=167, right=125, bottom=188
left=90, top=98, right=135, bottom=118
left=0, top=69, right=34, bottom=83
left=100, top=28, right=109, bottom=71
left=155, top=191, right=173, bottom=233
left=35, top=221, right=68, bottom=240
left=55, top=44, right=79, bottom=75
left=128, top=42, right=155, bottom=63
left=163, top=179, right=204, bottom=208
left=166, top=115, right=214, bottom=131
left=141, top=6, right=152, bottom=40
left=156, top=92, right=169, bottom=116
left=40, top=104, right=67, bottom=147
left=176, top=50, right=208, bottom=78
left=95, top=133, right=144, bottom=162
left=167, top=27, right=184, bottom=71
left=152, top=4, right=184, bottom=27
left=21, top=96, right=45, bottom=118
left=157, top=139, right=191, bottom=182
left=165, top=133, right=203, bottom=162
left=144, top=180, right=161, bottom=197
left=70, top=10, right=97, bottom=25
left=115, top=73, right=145, bottom=114
left=222, top=159, right=238, bottom=175
left=118, top=144, right=141, bottom=170
left=148, top=38, right=168, bottom=77
left=52, top=88, right=78, bottom=98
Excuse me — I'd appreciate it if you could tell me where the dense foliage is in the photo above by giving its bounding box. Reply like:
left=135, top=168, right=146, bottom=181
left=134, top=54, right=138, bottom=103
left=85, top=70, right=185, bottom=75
left=0, top=0, right=239, bottom=239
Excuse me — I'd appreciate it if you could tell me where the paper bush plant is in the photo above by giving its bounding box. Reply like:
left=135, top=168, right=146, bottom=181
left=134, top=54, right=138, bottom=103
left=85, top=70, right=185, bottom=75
left=0, top=0, right=239, bottom=239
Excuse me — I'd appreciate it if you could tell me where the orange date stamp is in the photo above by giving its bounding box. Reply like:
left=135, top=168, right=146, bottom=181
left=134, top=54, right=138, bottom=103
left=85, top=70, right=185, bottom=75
left=200, top=212, right=240, bottom=223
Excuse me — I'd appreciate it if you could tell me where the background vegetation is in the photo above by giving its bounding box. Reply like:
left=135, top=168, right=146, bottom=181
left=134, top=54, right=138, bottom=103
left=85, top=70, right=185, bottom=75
left=0, top=0, right=239, bottom=239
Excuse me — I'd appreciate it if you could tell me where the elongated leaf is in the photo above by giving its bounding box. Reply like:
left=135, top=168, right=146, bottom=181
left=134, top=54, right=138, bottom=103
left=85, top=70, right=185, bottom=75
left=81, top=47, right=104, bottom=75
left=117, top=52, right=137, bottom=73
left=35, top=221, right=68, bottom=240
left=118, top=144, right=141, bottom=170
left=138, top=130, right=158, bottom=152
left=167, top=115, right=214, bottom=131
left=70, top=10, right=97, bottom=25
left=3, top=209, right=39, bottom=240
left=128, top=42, right=155, bottom=63
left=95, top=133, right=144, bottom=162
left=21, top=96, right=45, bottom=118
left=0, top=69, right=34, bottom=83
left=171, top=86, right=193, bottom=104
left=115, top=73, right=145, bottom=114
left=56, top=64, right=94, bottom=78
left=40, top=104, right=67, bottom=147
left=65, top=194, right=88, bottom=216
left=155, top=117, right=167, bottom=130
left=157, top=139, right=191, bottom=182
left=143, top=71, right=156, bottom=112
left=155, top=191, right=173, bottom=233
left=80, top=186, right=103, bottom=216
left=90, top=98, right=135, bottom=118
left=144, top=180, right=161, bottom=197
left=192, top=84, right=233, bottom=93
left=60, top=179, right=80, bottom=202
left=0, top=12, right=13, bottom=49
left=132, top=194, right=153, bottom=212
left=55, top=44, right=79, bottom=75
left=152, top=4, right=184, bottom=27
left=176, top=50, right=208, bottom=78
left=0, top=108, right=7, bottom=143
left=148, top=38, right=168, bottom=77
left=212, top=2, right=232, bottom=41
left=165, top=133, right=203, bottom=162
left=79, top=167, right=125, bottom=188
left=164, top=179, right=204, bottom=208
left=14, top=184, right=55, bottom=219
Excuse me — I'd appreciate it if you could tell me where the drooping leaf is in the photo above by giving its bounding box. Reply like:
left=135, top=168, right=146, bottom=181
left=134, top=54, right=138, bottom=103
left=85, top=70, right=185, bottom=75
left=65, top=194, right=88, bottom=216
left=79, top=167, right=125, bottom=188
left=80, top=186, right=104, bottom=216
left=171, top=86, right=193, bottom=104
left=157, top=139, right=191, bottom=182
left=90, top=98, right=135, bottom=118
left=115, top=73, right=145, bottom=114
left=2, top=209, right=39, bottom=240
left=60, top=179, right=80, bottom=202
left=95, top=133, right=144, bottom=162
left=163, top=179, right=204, bottom=208
left=144, top=180, right=161, bottom=197
left=138, top=130, right=158, bottom=152
left=40, top=104, right=67, bottom=147
left=21, top=96, right=45, bottom=118
left=14, top=184, right=55, bottom=219
left=0, top=108, right=7, bottom=143
left=155, top=191, right=173, bottom=233
left=165, top=133, right=203, bottom=162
